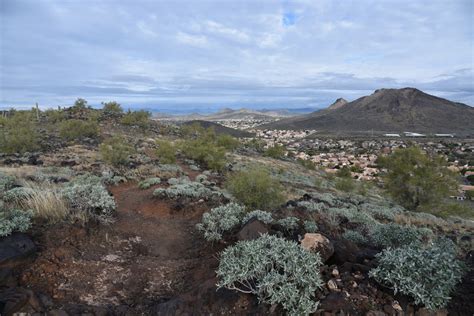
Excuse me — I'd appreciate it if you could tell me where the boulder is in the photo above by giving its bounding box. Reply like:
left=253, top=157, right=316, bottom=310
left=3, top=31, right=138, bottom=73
left=300, top=233, right=334, bottom=262
left=237, top=219, right=268, bottom=241
left=0, top=233, right=36, bottom=269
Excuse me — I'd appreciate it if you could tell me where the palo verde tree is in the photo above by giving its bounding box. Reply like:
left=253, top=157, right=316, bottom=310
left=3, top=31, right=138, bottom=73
left=377, top=147, right=457, bottom=210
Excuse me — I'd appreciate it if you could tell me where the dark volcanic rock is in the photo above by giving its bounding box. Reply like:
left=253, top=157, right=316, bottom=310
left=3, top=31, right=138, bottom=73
left=238, top=219, right=269, bottom=241
left=0, top=233, right=36, bottom=269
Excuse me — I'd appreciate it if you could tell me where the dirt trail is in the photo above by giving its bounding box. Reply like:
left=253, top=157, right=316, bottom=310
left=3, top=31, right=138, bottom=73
left=20, top=182, right=237, bottom=313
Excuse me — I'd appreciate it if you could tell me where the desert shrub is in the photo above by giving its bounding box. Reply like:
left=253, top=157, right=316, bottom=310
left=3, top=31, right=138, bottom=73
left=377, top=147, right=457, bottom=210
left=217, top=234, right=323, bottom=314
left=226, top=168, right=285, bottom=210
left=44, top=108, right=66, bottom=123
left=138, top=177, right=161, bottom=189
left=0, top=208, right=33, bottom=236
left=153, top=181, right=225, bottom=201
left=216, top=134, right=240, bottom=150
left=343, top=229, right=368, bottom=245
left=242, top=210, right=274, bottom=224
left=297, top=158, right=317, bottom=170
left=180, top=138, right=227, bottom=171
left=335, top=177, right=356, bottom=192
left=358, top=203, right=398, bottom=221
left=62, top=174, right=116, bottom=222
left=336, top=166, right=352, bottom=178
left=99, top=136, right=134, bottom=166
left=196, top=203, right=246, bottom=241
left=3, top=187, right=36, bottom=203
left=369, top=239, right=465, bottom=310
left=0, top=111, right=40, bottom=154
left=71, top=98, right=89, bottom=111
left=155, top=139, right=176, bottom=164
left=121, top=110, right=151, bottom=129
left=304, top=220, right=318, bottom=233
left=102, top=101, right=123, bottom=116
left=195, top=174, right=208, bottom=183
left=59, top=119, right=99, bottom=141
left=298, top=200, right=327, bottom=213
left=370, top=223, right=431, bottom=248
left=0, top=172, right=16, bottom=195
left=277, top=216, right=300, bottom=232
left=264, top=144, right=286, bottom=159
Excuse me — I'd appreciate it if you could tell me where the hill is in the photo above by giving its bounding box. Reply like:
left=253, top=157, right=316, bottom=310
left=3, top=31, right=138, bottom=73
left=181, top=120, right=255, bottom=137
left=261, top=88, right=474, bottom=134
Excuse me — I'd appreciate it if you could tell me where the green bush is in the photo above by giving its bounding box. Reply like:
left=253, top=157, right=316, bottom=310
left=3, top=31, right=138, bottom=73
left=217, top=234, right=323, bottom=314
left=0, top=111, right=40, bottom=154
left=99, top=136, right=134, bottom=166
left=335, top=177, right=356, bottom=192
left=196, top=203, right=245, bottom=241
left=0, top=172, right=16, bottom=195
left=216, top=134, right=240, bottom=150
left=226, top=168, right=285, bottom=210
left=155, top=139, right=177, bottom=164
left=121, top=110, right=151, bottom=128
left=44, top=109, right=66, bottom=123
left=59, top=119, right=99, bottom=141
left=369, top=239, right=465, bottom=310
left=0, top=208, right=33, bottom=236
left=180, top=138, right=227, bottom=171
left=377, top=147, right=457, bottom=210
left=263, top=144, right=286, bottom=159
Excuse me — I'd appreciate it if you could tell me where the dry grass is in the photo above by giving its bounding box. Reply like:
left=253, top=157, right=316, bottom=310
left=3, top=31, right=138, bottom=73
left=12, top=182, right=69, bottom=224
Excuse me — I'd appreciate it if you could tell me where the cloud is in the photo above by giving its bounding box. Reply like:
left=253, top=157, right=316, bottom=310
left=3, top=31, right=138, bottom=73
left=176, top=31, right=209, bottom=47
left=0, top=0, right=472, bottom=110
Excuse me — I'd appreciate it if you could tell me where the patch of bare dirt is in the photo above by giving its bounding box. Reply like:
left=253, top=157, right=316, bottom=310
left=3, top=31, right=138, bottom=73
left=19, top=182, right=264, bottom=314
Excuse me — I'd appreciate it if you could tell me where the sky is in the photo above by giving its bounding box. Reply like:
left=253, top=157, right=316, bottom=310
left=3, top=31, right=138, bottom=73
left=0, top=0, right=473, bottom=113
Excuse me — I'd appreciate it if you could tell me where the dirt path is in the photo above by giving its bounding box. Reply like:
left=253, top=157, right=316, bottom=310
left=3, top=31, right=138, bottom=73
left=20, top=182, right=230, bottom=313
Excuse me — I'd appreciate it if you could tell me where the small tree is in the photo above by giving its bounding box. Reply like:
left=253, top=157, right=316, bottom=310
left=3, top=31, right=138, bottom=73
left=102, top=101, right=123, bottom=116
left=0, top=111, right=40, bottom=154
left=226, top=168, right=285, bottom=210
left=377, top=147, right=457, bottom=210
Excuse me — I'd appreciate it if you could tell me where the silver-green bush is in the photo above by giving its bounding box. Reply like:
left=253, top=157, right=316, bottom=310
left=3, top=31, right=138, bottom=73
left=277, top=216, right=300, bottom=232
left=343, top=229, right=368, bottom=245
left=138, top=177, right=161, bottom=189
left=0, top=208, right=33, bottom=236
left=242, top=210, right=273, bottom=224
left=153, top=181, right=224, bottom=201
left=3, top=187, right=36, bottom=203
left=370, top=223, right=431, bottom=248
left=369, top=239, right=465, bottom=310
left=196, top=203, right=245, bottom=241
left=304, top=220, right=318, bottom=233
left=62, top=174, right=116, bottom=222
left=217, top=234, right=323, bottom=314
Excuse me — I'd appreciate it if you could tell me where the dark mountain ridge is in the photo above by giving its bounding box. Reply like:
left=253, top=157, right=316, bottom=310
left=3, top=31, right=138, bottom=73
left=261, top=88, right=474, bottom=134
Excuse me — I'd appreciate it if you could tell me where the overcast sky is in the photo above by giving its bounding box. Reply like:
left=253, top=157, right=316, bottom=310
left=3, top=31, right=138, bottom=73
left=0, top=0, right=473, bottom=112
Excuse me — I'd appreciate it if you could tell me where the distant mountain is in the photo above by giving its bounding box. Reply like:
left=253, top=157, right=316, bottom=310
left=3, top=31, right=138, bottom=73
left=327, top=98, right=348, bottom=110
left=260, top=88, right=474, bottom=134
left=156, top=107, right=296, bottom=121
left=181, top=120, right=255, bottom=138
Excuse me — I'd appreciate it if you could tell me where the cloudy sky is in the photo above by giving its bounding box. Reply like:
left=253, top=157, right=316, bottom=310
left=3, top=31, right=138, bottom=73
left=0, top=0, right=473, bottom=112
